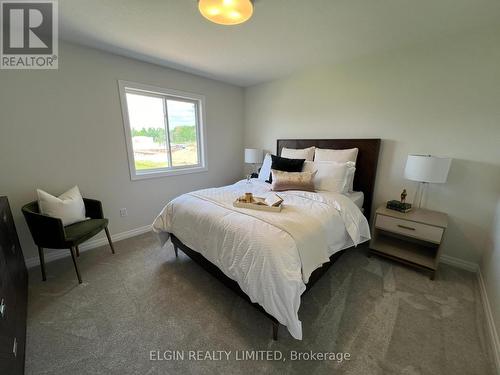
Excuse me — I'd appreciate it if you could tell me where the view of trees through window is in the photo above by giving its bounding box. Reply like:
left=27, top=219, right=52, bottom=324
left=125, top=92, right=199, bottom=171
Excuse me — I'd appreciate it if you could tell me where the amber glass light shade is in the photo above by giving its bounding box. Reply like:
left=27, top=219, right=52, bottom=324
left=198, top=0, right=254, bottom=25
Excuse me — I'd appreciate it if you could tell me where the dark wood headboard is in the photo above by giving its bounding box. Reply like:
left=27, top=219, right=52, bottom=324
left=277, top=139, right=381, bottom=219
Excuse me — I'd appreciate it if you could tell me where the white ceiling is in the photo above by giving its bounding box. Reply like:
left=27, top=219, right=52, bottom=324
left=59, top=0, right=500, bottom=87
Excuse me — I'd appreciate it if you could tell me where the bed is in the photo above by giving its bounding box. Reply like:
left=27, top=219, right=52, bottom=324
left=152, top=139, right=381, bottom=340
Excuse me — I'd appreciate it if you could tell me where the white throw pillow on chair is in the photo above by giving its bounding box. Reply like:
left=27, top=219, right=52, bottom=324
left=37, top=186, right=86, bottom=226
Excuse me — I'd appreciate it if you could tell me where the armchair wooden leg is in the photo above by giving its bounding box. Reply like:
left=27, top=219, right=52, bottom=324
left=69, top=247, right=82, bottom=284
left=37, top=246, right=47, bottom=281
left=173, top=243, right=178, bottom=258
left=75, top=245, right=80, bottom=257
left=104, top=227, right=115, bottom=254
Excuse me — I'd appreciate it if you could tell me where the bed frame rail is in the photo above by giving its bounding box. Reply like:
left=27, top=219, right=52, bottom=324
left=171, top=234, right=344, bottom=340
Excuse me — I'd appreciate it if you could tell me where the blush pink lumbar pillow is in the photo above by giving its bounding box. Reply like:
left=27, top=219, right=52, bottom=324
left=37, top=186, right=86, bottom=226
left=270, top=169, right=316, bottom=192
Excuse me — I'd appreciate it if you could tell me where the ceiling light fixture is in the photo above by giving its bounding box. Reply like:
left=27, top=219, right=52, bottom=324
left=198, top=0, right=254, bottom=26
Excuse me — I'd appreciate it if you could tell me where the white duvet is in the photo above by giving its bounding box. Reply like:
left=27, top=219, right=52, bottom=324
left=152, top=180, right=370, bottom=339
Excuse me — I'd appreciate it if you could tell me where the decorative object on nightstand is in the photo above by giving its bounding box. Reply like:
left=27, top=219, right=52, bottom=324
left=386, top=189, right=412, bottom=212
left=404, top=154, right=452, bottom=208
left=369, top=205, right=448, bottom=279
left=244, top=148, right=263, bottom=183
left=400, top=189, right=407, bottom=203
left=386, top=200, right=412, bottom=213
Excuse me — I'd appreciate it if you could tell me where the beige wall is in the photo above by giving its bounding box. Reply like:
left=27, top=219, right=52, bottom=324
left=0, top=42, right=244, bottom=262
left=244, top=28, right=500, bottom=264
left=244, top=28, right=500, bottom=346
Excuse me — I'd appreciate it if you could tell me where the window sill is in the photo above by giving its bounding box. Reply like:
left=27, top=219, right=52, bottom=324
left=130, top=166, right=208, bottom=181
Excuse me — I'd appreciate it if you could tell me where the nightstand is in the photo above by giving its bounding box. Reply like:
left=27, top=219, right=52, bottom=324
left=369, top=206, right=448, bottom=279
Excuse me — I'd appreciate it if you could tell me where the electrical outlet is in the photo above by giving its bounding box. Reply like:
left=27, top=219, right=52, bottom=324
left=120, top=208, right=128, bottom=217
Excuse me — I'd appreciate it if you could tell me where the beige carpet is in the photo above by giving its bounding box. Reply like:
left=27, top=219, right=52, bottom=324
left=26, top=232, right=495, bottom=374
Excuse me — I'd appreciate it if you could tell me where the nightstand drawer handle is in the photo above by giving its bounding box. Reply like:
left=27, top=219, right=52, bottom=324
left=0, top=298, right=5, bottom=318
left=13, top=337, right=17, bottom=357
left=397, top=224, right=416, bottom=231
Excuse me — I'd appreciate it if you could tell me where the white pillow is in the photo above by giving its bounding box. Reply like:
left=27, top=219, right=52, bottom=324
left=37, top=186, right=86, bottom=226
left=281, top=146, right=315, bottom=161
left=303, top=161, right=349, bottom=193
left=258, top=153, right=272, bottom=182
left=345, top=161, right=356, bottom=192
left=314, top=148, right=358, bottom=164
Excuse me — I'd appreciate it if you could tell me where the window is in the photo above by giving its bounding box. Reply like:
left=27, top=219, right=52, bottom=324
left=118, top=81, right=207, bottom=180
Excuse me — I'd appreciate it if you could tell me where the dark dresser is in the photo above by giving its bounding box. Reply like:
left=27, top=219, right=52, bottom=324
left=0, top=197, right=28, bottom=374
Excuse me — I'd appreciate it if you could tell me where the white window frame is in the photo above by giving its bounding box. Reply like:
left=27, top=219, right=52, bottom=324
left=118, top=80, right=207, bottom=180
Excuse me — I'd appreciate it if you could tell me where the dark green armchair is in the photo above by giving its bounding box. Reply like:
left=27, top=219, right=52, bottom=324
left=22, top=198, right=115, bottom=284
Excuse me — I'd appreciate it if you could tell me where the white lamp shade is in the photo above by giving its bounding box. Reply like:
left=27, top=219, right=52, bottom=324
left=404, top=154, right=452, bottom=183
left=244, top=148, right=263, bottom=164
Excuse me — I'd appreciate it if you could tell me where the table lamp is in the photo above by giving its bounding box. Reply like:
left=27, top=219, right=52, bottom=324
left=244, top=148, right=263, bottom=182
left=404, top=154, right=452, bottom=208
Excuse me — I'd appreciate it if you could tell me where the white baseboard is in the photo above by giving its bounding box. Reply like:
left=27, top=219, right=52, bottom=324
left=435, top=254, right=499, bottom=372
left=26, top=234, right=480, bottom=270
left=478, top=268, right=500, bottom=374
left=440, top=254, right=479, bottom=273
left=25, top=225, right=152, bottom=269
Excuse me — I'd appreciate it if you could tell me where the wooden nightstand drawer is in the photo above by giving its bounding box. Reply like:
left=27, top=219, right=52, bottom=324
left=375, top=214, right=444, bottom=244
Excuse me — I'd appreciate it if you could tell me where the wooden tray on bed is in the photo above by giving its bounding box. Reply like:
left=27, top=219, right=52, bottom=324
left=233, top=199, right=282, bottom=212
